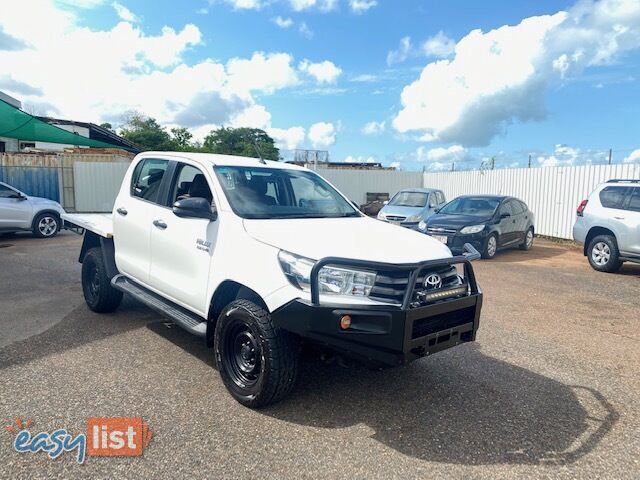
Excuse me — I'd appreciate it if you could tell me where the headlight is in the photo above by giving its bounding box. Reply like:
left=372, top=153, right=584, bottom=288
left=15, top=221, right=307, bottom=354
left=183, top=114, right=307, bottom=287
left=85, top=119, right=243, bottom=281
left=278, top=250, right=376, bottom=297
left=377, top=212, right=385, bottom=220
left=406, top=214, right=421, bottom=222
left=317, top=266, right=376, bottom=296
left=460, top=224, right=485, bottom=234
left=278, top=250, right=314, bottom=291
left=418, top=220, right=427, bottom=231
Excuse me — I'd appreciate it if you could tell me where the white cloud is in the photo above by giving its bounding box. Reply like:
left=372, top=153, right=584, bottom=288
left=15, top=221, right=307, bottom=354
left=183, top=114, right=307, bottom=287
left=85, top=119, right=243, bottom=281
left=272, top=16, right=294, bottom=28
left=224, top=0, right=263, bottom=9
left=299, top=60, right=342, bottom=83
left=0, top=0, right=342, bottom=147
left=268, top=126, right=306, bottom=150
left=289, top=0, right=336, bottom=12
left=349, top=0, right=377, bottom=14
left=298, top=21, right=313, bottom=39
left=386, top=36, right=412, bottom=65
left=623, top=149, right=640, bottom=163
left=421, top=31, right=455, bottom=58
left=112, top=1, right=138, bottom=22
left=393, top=0, right=640, bottom=147
left=389, top=161, right=401, bottom=170
left=350, top=73, right=378, bottom=82
left=361, top=120, right=385, bottom=135
left=418, top=145, right=468, bottom=163
left=536, top=144, right=607, bottom=167
left=308, top=121, right=336, bottom=148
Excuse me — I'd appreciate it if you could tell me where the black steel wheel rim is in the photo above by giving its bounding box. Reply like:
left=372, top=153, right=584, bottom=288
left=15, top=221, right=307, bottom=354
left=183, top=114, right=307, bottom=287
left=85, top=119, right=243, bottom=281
left=224, top=321, right=261, bottom=389
left=87, top=264, right=100, bottom=301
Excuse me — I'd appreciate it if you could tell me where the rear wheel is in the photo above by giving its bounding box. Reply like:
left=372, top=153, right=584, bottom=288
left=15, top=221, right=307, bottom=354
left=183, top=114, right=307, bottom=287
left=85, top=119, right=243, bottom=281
left=482, top=233, right=498, bottom=259
left=519, top=227, right=534, bottom=251
left=81, top=248, right=123, bottom=312
left=215, top=299, right=298, bottom=408
left=32, top=213, right=60, bottom=238
left=587, top=235, right=623, bottom=273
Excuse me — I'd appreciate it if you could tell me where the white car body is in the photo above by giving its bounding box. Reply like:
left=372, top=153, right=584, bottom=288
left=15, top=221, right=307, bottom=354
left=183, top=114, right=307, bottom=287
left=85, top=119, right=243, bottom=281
left=63, top=152, right=483, bottom=406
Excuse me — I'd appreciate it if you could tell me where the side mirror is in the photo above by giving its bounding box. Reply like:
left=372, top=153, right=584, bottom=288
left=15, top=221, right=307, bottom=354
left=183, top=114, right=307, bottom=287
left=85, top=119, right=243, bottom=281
left=173, top=197, right=217, bottom=221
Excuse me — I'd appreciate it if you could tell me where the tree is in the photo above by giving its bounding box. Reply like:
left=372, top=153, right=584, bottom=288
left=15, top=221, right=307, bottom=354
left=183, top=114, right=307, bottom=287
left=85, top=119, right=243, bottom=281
left=170, top=127, right=193, bottom=151
left=119, top=112, right=173, bottom=151
left=202, top=127, right=279, bottom=161
left=99, top=122, right=113, bottom=131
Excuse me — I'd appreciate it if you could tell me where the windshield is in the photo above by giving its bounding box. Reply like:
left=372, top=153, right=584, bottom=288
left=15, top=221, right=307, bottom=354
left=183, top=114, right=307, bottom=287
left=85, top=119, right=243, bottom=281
left=214, top=166, right=360, bottom=219
left=388, top=191, right=428, bottom=207
left=439, top=197, right=500, bottom=216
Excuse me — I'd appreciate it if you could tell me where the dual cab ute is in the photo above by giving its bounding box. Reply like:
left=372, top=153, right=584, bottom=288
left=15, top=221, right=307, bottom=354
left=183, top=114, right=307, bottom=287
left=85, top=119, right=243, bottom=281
left=63, top=152, right=483, bottom=408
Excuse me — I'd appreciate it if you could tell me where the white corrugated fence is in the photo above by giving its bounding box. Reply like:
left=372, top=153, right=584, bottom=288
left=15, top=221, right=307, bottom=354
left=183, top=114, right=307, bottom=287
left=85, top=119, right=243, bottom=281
left=423, top=164, right=640, bottom=239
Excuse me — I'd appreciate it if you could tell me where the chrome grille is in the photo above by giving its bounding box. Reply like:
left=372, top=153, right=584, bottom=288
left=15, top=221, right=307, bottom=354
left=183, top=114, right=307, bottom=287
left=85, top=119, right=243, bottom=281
left=427, top=227, right=457, bottom=235
left=385, top=215, right=407, bottom=222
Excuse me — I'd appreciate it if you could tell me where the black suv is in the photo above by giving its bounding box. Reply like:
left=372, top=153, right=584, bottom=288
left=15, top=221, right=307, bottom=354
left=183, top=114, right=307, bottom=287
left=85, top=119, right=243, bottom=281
left=422, top=195, right=535, bottom=259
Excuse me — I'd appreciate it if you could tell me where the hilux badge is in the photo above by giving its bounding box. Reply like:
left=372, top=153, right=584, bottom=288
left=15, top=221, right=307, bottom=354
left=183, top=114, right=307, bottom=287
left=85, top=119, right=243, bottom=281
left=424, top=274, right=442, bottom=290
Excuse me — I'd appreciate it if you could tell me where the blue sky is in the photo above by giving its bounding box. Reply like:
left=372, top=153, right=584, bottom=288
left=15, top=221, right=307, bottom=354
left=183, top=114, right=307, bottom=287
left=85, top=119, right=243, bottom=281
left=1, top=0, right=639, bottom=169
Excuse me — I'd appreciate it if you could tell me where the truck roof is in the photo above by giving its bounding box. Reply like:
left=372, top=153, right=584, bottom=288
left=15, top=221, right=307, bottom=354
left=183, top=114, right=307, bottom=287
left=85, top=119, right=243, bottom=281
left=137, top=152, right=308, bottom=171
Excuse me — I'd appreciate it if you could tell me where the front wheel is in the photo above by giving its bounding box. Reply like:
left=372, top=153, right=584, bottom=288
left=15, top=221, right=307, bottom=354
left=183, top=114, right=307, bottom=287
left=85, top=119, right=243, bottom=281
left=214, top=299, right=298, bottom=408
left=587, top=235, right=623, bottom=273
left=482, top=233, right=498, bottom=259
left=32, top=212, right=60, bottom=238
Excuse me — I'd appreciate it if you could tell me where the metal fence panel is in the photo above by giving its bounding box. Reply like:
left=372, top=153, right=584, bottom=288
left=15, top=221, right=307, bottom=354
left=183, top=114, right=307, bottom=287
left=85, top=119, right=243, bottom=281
left=315, top=167, right=423, bottom=205
left=0, top=165, right=60, bottom=201
left=423, top=164, right=640, bottom=239
left=74, top=162, right=130, bottom=212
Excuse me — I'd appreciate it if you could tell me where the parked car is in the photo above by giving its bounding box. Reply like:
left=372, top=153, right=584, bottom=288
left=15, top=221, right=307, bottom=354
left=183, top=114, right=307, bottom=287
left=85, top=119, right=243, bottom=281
left=0, top=181, right=65, bottom=238
left=573, top=179, right=640, bottom=272
left=421, top=195, right=535, bottom=259
left=63, top=152, right=483, bottom=408
left=377, top=188, right=446, bottom=229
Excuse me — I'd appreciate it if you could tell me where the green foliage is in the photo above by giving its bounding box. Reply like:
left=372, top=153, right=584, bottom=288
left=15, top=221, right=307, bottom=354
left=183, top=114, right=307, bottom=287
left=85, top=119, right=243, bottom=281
left=119, top=112, right=173, bottom=151
left=170, top=127, right=193, bottom=150
left=99, top=122, right=113, bottom=131
left=202, top=127, right=279, bottom=160
left=118, top=111, right=280, bottom=159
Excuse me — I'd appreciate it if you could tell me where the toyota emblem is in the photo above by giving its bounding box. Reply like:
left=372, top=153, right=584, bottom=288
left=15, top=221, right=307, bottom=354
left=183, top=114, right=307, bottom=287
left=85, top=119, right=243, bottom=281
left=424, top=274, right=442, bottom=290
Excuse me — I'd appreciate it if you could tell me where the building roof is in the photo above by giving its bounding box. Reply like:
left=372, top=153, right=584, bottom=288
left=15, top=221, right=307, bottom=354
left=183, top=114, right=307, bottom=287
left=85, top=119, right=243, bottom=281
left=36, top=116, right=140, bottom=153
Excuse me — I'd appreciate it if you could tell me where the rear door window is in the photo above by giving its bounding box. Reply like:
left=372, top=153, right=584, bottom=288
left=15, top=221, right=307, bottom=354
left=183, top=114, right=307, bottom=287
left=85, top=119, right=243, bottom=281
left=131, top=159, right=170, bottom=204
left=510, top=200, right=525, bottom=215
left=599, top=186, right=629, bottom=209
left=627, top=188, right=640, bottom=212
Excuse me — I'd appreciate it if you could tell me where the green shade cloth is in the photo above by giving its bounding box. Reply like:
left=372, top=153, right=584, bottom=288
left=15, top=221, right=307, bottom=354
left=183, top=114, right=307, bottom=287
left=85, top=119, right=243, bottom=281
left=0, top=99, right=118, bottom=148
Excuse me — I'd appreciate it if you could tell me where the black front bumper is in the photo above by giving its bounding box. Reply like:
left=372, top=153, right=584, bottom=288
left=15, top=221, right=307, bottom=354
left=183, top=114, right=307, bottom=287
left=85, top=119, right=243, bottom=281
left=271, top=246, right=483, bottom=367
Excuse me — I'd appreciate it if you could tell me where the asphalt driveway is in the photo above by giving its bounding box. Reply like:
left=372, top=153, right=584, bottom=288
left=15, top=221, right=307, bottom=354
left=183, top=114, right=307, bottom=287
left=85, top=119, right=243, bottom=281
left=1, top=232, right=638, bottom=479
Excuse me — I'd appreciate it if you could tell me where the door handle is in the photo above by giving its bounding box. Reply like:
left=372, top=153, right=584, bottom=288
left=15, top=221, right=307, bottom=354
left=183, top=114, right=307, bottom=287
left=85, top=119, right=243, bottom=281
left=153, top=219, right=167, bottom=229
left=614, top=216, right=625, bottom=220
left=512, top=219, right=516, bottom=224
left=116, top=207, right=128, bottom=216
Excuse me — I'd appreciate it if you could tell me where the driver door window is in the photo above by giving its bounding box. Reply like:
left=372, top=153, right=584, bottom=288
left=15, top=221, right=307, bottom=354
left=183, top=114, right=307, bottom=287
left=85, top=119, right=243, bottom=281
left=170, top=164, right=213, bottom=206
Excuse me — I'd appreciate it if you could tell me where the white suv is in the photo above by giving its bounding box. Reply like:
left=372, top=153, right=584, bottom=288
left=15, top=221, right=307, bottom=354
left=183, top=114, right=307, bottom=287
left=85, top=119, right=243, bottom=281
left=573, top=179, right=640, bottom=272
left=0, top=181, right=65, bottom=238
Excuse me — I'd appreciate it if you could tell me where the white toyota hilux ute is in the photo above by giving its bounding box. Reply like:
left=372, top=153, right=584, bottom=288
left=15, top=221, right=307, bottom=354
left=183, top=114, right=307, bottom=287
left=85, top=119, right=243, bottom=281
left=63, top=152, right=483, bottom=408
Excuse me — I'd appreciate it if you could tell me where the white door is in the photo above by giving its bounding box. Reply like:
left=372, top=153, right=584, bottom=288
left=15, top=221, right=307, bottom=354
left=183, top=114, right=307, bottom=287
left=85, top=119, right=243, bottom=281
left=0, top=184, right=32, bottom=230
left=148, top=163, right=217, bottom=314
left=621, top=187, right=640, bottom=255
left=113, top=158, right=170, bottom=284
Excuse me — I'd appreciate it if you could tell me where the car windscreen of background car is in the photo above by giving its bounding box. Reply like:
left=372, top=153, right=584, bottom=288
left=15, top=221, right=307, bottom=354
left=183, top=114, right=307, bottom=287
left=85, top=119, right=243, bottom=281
left=214, top=166, right=359, bottom=219
left=439, top=197, right=500, bottom=216
left=388, top=191, right=428, bottom=207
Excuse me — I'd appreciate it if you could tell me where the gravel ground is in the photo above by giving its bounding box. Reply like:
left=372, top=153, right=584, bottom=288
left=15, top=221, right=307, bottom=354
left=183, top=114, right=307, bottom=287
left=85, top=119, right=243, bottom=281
left=0, top=232, right=639, bottom=479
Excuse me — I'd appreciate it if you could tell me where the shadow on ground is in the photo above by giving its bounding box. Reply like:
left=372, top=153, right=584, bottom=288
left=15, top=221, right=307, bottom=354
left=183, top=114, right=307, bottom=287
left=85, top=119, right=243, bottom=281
left=0, top=298, right=154, bottom=370
left=145, top=323, right=618, bottom=467
left=489, top=242, right=567, bottom=264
